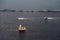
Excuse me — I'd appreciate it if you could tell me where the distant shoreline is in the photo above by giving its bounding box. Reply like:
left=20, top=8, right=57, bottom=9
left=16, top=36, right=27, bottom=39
left=0, top=9, right=60, bottom=12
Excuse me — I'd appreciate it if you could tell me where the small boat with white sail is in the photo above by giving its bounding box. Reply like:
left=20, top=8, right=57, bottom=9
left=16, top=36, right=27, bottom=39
left=18, top=24, right=26, bottom=32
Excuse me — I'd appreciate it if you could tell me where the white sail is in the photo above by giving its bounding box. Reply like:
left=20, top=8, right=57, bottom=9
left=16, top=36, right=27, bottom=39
left=18, top=24, right=26, bottom=30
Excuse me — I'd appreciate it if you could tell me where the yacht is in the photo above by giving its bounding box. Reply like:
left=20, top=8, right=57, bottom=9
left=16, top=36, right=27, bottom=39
left=18, top=24, right=26, bottom=32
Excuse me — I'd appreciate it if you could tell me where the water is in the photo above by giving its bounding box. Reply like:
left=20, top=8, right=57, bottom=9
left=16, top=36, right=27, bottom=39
left=0, top=0, right=60, bottom=40
left=0, top=12, right=60, bottom=40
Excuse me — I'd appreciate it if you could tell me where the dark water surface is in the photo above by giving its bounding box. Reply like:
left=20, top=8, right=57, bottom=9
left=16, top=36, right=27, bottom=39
left=0, top=12, right=60, bottom=40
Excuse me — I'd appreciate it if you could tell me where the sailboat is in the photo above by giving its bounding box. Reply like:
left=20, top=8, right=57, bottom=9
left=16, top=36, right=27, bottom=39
left=44, top=17, right=48, bottom=20
left=18, top=24, right=26, bottom=32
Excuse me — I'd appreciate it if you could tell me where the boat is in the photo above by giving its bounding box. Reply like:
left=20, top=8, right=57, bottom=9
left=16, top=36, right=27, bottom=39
left=18, top=24, right=26, bottom=32
left=44, top=17, right=48, bottom=20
